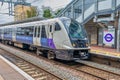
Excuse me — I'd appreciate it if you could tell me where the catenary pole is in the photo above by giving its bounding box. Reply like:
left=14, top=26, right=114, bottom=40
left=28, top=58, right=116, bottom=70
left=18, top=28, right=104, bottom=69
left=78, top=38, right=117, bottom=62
left=117, top=13, right=120, bottom=52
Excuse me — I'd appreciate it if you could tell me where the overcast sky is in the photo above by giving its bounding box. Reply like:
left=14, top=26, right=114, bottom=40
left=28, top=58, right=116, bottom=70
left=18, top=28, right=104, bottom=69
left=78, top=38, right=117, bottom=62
left=0, top=0, right=71, bottom=24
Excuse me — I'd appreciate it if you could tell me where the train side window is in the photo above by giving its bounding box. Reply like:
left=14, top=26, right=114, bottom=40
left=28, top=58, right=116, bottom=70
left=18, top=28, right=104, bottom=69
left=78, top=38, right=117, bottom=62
left=4, top=28, right=7, bottom=34
left=34, top=27, right=37, bottom=37
left=16, top=26, right=33, bottom=36
left=9, top=28, right=12, bottom=35
left=37, top=26, right=40, bottom=37
left=0, top=29, right=1, bottom=34
left=28, top=26, right=34, bottom=37
left=41, top=25, right=47, bottom=38
left=12, top=28, right=15, bottom=36
left=16, top=27, right=22, bottom=35
left=50, top=25, right=52, bottom=32
left=55, top=22, right=61, bottom=31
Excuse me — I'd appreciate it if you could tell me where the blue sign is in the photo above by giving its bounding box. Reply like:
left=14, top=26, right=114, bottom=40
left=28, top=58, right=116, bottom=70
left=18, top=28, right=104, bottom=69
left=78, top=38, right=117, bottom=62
left=104, top=33, right=113, bottom=42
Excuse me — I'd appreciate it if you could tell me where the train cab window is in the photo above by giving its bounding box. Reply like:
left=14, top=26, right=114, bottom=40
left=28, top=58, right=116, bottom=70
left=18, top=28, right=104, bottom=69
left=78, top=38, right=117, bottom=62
left=55, top=22, right=61, bottom=31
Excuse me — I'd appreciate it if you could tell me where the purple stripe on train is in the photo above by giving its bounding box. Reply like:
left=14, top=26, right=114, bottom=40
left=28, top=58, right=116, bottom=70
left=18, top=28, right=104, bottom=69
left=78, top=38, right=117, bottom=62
left=41, top=38, right=56, bottom=49
left=48, top=39, right=56, bottom=49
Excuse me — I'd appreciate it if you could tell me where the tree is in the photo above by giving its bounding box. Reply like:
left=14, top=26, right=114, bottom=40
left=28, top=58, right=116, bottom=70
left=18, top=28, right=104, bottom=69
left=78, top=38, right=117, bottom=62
left=43, top=9, right=52, bottom=18
left=26, top=7, right=37, bottom=18
left=55, top=9, right=62, bottom=16
left=26, top=10, right=31, bottom=18
left=31, top=7, right=37, bottom=17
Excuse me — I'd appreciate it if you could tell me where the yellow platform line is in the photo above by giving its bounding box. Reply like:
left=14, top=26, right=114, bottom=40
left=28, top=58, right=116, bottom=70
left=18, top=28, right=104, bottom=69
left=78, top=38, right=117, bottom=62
left=90, top=49, right=120, bottom=57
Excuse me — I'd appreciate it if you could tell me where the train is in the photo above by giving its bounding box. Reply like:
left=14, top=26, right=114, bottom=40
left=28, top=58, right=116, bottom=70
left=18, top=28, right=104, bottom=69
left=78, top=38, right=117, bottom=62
left=0, top=17, right=90, bottom=61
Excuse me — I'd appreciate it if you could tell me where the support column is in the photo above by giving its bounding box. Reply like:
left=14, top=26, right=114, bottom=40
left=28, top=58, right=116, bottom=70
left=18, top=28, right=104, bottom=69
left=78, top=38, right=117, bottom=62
left=117, top=13, right=120, bottom=52
left=112, top=0, right=116, bottom=10
left=82, top=0, right=84, bottom=22
left=8, top=0, right=13, bottom=16
left=71, top=4, right=74, bottom=19
left=94, top=0, right=98, bottom=22
left=95, top=0, right=98, bottom=13
left=111, top=0, right=116, bottom=20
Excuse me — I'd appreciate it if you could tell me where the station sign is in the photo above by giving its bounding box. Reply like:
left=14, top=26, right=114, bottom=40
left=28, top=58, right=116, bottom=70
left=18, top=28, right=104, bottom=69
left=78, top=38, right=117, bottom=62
left=103, top=28, right=115, bottom=46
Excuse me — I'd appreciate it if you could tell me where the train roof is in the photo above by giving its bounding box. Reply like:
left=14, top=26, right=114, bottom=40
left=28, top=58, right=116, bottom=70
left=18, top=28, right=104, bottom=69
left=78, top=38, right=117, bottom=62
left=0, top=17, right=46, bottom=27
left=0, top=17, right=69, bottom=27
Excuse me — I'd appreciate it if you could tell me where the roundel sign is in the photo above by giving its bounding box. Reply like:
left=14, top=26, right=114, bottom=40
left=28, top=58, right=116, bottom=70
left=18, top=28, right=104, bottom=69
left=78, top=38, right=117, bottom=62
left=104, top=33, right=113, bottom=42
left=103, top=28, right=115, bottom=46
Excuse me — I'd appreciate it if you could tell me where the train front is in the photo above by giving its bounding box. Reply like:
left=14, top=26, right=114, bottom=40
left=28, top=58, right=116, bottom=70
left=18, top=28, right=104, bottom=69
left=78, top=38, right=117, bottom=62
left=60, top=17, right=90, bottom=60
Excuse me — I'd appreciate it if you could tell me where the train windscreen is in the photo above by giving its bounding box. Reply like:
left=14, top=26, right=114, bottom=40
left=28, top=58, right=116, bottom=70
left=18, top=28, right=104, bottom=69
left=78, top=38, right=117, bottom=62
left=60, top=18, right=87, bottom=40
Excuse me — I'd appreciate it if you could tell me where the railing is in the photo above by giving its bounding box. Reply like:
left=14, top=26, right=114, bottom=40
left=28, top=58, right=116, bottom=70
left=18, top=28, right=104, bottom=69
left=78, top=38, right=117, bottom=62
left=84, top=4, right=95, bottom=20
left=98, top=0, right=112, bottom=11
left=76, top=0, right=117, bottom=24
left=76, top=3, right=95, bottom=23
left=76, top=15, right=82, bottom=23
left=117, top=0, right=120, bottom=6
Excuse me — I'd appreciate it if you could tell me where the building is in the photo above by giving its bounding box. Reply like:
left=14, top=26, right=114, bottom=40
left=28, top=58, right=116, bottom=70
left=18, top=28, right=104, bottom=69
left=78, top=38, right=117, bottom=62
left=57, top=0, right=120, bottom=50
left=14, top=5, right=37, bottom=21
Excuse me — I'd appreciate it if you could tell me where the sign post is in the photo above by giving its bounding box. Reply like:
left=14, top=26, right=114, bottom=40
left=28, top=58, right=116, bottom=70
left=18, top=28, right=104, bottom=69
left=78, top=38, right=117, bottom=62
left=117, top=15, right=120, bottom=52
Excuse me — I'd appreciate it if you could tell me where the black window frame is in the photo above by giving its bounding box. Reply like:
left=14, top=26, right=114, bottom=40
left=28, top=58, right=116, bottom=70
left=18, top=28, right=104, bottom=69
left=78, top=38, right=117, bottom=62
left=55, top=22, right=61, bottom=31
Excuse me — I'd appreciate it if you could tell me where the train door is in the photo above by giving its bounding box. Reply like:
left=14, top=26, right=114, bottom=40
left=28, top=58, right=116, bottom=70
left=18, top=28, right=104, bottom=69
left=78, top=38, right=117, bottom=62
left=48, top=23, right=55, bottom=48
left=33, top=25, right=41, bottom=46
left=41, top=25, right=48, bottom=47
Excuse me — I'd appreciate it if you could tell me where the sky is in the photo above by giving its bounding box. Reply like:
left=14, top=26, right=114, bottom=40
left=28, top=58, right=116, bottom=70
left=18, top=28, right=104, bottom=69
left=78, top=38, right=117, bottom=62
left=0, top=0, right=71, bottom=24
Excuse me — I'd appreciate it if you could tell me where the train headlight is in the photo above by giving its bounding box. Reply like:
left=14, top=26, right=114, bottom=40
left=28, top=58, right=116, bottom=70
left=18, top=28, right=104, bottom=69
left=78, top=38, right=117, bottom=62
left=80, top=52, right=86, bottom=56
left=86, top=43, right=89, bottom=47
left=72, top=43, right=76, bottom=47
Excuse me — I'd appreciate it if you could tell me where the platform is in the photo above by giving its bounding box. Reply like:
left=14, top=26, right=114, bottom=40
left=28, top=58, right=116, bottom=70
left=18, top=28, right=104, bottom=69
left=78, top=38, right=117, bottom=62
left=91, top=46, right=120, bottom=58
left=0, top=55, right=34, bottom=80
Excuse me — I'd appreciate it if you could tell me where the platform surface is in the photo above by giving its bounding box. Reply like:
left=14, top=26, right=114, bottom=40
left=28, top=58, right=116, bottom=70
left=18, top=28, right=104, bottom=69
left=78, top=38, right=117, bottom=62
left=0, top=57, right=27, bottom=80
left=91, top=46, right=120, bottom=57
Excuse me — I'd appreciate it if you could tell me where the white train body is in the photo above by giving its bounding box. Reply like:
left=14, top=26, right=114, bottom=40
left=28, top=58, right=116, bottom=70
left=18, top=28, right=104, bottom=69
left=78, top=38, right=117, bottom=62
left=0, top=17, right=90, bottom=61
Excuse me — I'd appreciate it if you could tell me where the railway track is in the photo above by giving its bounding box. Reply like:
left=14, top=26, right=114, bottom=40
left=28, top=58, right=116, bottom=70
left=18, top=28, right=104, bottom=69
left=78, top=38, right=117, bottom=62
left=0, top=48, right=101, bottom=80
left=0, top=43, right=120, bottom=80
left=76, top=65, right=120, bottom=80
left=0, top=49, right=61, bottom=80
left=74, top=61, right=120, bottom=80
left=54, top=59, right=120, bottom=80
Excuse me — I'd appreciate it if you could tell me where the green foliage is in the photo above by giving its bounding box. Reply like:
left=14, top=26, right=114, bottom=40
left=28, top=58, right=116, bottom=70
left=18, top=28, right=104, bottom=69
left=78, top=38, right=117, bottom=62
left=31, top=7, right=37, bottom=17
left=55, top=9, right=62, bottom=15
left=43, top=9, right=52, bottom=18
left=26, top=7, right=37, bottom=18
left=26, top=10, right=31, bottom=18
